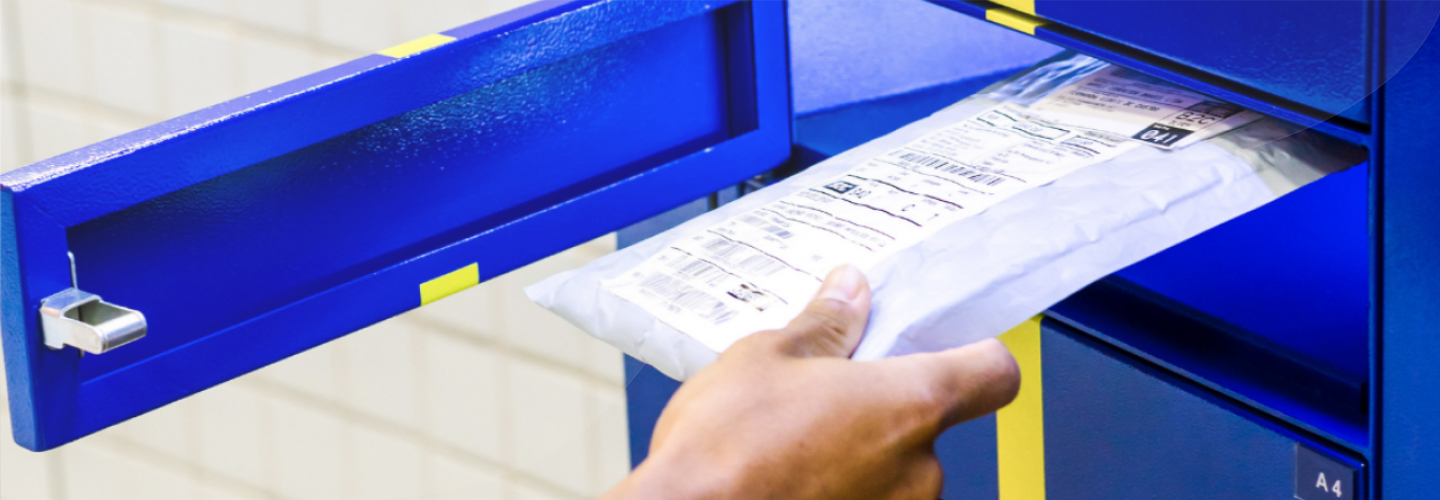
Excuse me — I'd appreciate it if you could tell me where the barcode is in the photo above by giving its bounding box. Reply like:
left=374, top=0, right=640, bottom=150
left=638, top=272, right=737, bottom=324
left=700, top=238, right=787, bottom=277
left=669, top=257, right=727, bottom=283
left=738, top=213, right=795, bottom=239
left=894, top=152, right=1006, bottom=187
left=702, top=238, right=747, bottom=260
left=736, top=254, right=786, bottom=277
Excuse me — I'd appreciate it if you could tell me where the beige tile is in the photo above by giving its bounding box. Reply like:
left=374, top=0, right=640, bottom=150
left=253, top=339, right=343, bottom=402
left=510, top=483, right=573, bottom=500
left=351, top=426, right=425, bottom=500
left=422, top=331, right=504, bottom=462
left=0, top=22, right=12, bottom=87
left=84, top=3, right=161, bottom=117
left=315, top=0, right=396, bottom=53
left=1, top=96, right=27, bottom=173
left=61, top=441, right=202, bottom=500
left=578, top=233, right=618, bottom=259
left=15, top=0, right=84, bottom=96
left=482, top=0, right=546, bottom=18
left=0, top=433, right=54, bottom=500
left=57, top=442, right=119, bottom=500
left=340, top=318, right=422, bottom=428
left=507, top=359, right=590, bottom=495
left=591, top=388, right=631, bottom=495
left=269, top=398, right=348, bottom=500
left=583, top=334, right=627, bottom=386
left=24, top=100, right=92, bottom=163
left=496, top=254, right=594, bottom=369
left=195, top=383, right=270, bottom=488
left=198, top=483, right=267, bottom=500
left=427, top=454, right=505, bottom=500
left=232, top=0, right=311, bottom=36
left=160, top=20, right=236, bottom=116
left=397, top=0, right=482, bottom=40
left=237, top=37, right=315, bottom=95
left=157, top=0, right=229, bottom=17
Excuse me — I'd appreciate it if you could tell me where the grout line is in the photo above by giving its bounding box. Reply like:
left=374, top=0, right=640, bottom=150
left=1, top=0, right=36, bottom=170
left=45, top=447, right=67, bottom=500
left=234, top=374, right=588, bottom=500
left=17, top=85, right=162, bottom=136
left=77, top=0, right=369, bottom=61
left=86, top=433, right=282, bottom=500
left=401, top=313, right=627, bottom=391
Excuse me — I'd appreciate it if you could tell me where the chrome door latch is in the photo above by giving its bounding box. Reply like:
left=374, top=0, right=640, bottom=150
left=38, top=253, right=146, bottom=355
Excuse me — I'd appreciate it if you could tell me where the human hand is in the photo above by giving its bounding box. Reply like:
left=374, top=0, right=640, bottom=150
left=603, top=265, right=1021, bottom=500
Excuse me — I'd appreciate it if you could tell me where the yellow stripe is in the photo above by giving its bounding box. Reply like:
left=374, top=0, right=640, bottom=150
left=991, top=0, right=1037, bottom=15
left=419, top=263, right=479, bottom=305
left=997, top=316, right=1046, bottom=500
left=985, top=8, right=1047, bottom=35
left=378, top=33, right=457, bottom=58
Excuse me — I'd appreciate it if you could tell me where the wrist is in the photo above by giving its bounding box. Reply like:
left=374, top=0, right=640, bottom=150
left=604, top=444, right=746, bottom=500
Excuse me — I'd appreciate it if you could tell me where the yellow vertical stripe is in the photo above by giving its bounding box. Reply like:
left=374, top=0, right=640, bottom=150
left=378, top=33, right=457, bottom=58
left=419, top=263, right=479, bottom=305
left=985, top=8, right=1047, bottom=35
left=991, top=0, right=1037, bottom=15
left=997, top=316, right=1046, bottom=500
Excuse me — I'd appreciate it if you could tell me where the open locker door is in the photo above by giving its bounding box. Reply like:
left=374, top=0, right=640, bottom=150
left=0, top=0, right=790, bottom=451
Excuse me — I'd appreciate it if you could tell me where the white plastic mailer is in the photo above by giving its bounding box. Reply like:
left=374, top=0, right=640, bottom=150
left=527, top=53, right=1365, bottom=381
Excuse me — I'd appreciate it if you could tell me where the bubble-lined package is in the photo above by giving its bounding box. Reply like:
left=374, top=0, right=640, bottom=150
left=527, top=53, right=1365, bottom=380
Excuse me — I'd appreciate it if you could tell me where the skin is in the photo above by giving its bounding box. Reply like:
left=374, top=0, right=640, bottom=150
left=602, top=265, right=1022, bottom=500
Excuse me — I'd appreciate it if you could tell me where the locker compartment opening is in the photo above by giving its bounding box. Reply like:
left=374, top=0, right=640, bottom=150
left=780, top=33, right=1371, bottom=451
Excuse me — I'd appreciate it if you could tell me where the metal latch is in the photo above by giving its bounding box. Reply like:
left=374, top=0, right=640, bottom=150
left=38, top=253, right=146, bottom=354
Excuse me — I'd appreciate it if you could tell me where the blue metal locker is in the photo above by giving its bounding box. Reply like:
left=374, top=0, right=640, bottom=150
left=3, top=1, right=1438, bottom=499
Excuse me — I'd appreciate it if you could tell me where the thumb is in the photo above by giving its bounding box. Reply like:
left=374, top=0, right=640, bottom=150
left=876, top=338, right=1021, bottom=432
left=774, top=265, right=871, bottom=358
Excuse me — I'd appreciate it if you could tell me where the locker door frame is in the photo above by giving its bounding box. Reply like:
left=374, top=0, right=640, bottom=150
left=0, top=0, right=792, bottom=451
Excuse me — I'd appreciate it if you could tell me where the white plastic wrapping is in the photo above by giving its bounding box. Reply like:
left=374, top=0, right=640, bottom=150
left=526, top=54, right=1364, bottom=381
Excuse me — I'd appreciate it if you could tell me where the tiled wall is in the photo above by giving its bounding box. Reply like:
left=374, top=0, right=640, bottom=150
left=0, top=1, right=631, bottom=499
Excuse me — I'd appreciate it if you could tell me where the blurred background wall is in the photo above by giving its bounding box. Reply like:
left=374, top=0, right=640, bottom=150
left=0, top=0, right=1055, bottom=499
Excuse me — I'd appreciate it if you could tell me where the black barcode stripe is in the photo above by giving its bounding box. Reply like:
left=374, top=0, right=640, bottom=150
left=669, top=247, right=791, bottom=306
left=699, top=237, right=788, bottom=277
left=891, top=151, right=1008, bottom=187
left=638, top=273, right=737, bottom=324
left=872, top=158, right=989, bottom=195
left=737, top=213, right=795, bottom=239
left=704, top=230, right=821, bottom=283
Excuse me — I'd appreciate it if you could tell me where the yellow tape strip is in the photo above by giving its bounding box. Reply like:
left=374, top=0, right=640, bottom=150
left=378, top=33, right=457, bottom=58
left=991, top=0, right=1037, bottom=15
left=997, top=316, right=1046, bottom=500
left=419, top=263, right=479, bottom=305
left=985, top=8, right=1047, bottom=35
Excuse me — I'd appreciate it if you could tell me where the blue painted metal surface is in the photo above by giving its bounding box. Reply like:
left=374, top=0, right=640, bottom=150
left=926, top=0, right=1372, bottom=145
left=1033, top=0, right=1371, bottom=123
left=0, top=0, right=790, bottom=451
left=1041, top=319, right=1365, bottom=500
left=1374, top=2, right=1440, bottom=498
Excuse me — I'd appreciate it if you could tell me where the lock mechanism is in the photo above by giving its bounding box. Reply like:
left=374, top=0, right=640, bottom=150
left=39, top=289, right=147, bottom=355
left=37, top=252, right=146, bottom=355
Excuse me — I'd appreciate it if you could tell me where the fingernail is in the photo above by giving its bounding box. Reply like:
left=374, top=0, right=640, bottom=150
left=818, top=265, right=864, bottom=302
